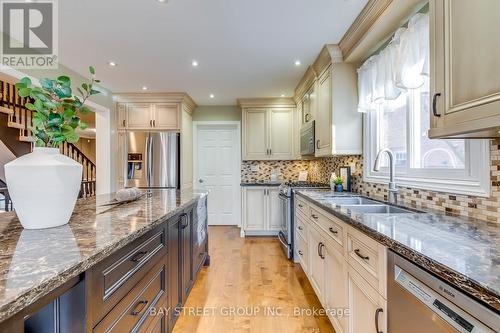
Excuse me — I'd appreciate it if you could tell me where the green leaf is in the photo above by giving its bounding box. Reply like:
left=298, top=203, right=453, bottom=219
left=47, top=113, right=63, bottom=127
left=79, top=105, right=91, bottom=115
left=15, top=82, right=26, bottom=89
left=18, top=87, right=31, bottom=98
left=77, top=87, right=84, bottom=96
left=20, top=77, right=32, bottom=86
left=63, top=108, right=75, bottom=119
left=89, top=66, right=95, bottom=75
left=54, top=84, right=72, bottom=98
left=25, top=102, right=36, bottom=111
left=35, top=139, right=46, bottom=147
left=90, top=89, right=100, bottom=95
left=69, top=116, right=80, bottom=129
left=39, top=78, right=54, bottom=91
left=94, top=79, right=101, bottom=83
left=34, top=99, right=44, bottom=112
left=65, top=131, right=79, bottom=144
left=61, top=124, right=75, bottom=135
left=57, top=76, right=71, bottom=86
left=79, top=121, right=88, bottom=130
left=81, top=83, right=89, bottom=92
left=32, top=114, right=45, bottom=128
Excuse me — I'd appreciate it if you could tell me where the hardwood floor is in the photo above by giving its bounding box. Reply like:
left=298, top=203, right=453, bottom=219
left=173, top=226, right=335, bottom=333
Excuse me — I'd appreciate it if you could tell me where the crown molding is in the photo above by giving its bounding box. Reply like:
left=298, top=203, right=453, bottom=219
left=237, top=97, right=296, bottom=108
left=339, top=0, right=393, bottom=60
left=112, top=92, right=197, bottom=110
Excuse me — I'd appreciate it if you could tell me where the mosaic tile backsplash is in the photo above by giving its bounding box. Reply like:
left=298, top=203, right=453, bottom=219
left=242, top=139, right=500, bottom=223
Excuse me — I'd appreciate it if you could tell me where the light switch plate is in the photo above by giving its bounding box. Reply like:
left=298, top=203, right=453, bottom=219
left=250, top=165, right=259, bottom=172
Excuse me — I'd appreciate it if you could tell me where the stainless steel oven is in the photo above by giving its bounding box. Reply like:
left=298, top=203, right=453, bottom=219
left=388, top=251, right=499, bottom=333
left=300, top=120, right=315, bottom=156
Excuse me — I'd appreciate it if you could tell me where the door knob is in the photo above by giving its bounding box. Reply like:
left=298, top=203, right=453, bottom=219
left=199, top=179, right=204, bottom=183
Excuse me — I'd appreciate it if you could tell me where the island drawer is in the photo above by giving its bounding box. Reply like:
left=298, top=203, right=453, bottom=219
left=93, top=260, right=167, bottom=333
left=295, top=196, right=310, bottom=217
left=89, top=224, right=167, bottom=325
left=295, top=215, right=307, bottom=239
left=309, top=206, right=345, bottom=249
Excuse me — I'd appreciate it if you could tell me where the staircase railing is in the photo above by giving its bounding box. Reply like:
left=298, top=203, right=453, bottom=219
left=1, top=79, right=97, bottom=198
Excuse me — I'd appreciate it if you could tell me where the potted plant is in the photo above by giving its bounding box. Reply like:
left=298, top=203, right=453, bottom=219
left=334, top=176, right=344, bottom=192
left=4, top=66, right=100, bottom=229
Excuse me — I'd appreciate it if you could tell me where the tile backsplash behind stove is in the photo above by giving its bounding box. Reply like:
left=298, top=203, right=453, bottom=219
left=241, top=160, right=313, bottom=183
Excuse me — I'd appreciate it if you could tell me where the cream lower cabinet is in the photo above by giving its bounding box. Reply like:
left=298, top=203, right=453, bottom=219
left=295, top=200, right=387, bottom=333
left=429, top=0, right=500, bottom=138
left=241, top=186, right=281, bottom=236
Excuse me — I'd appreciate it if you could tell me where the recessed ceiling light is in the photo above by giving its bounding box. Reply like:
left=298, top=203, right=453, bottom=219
left=142, top=86, right=148, bottom=91
left=192, top=60, right=198, bottom=67
left=209, top=94, right=215, bottom=99
left=294, top=60, right=301, bottom=66
left=157, top=0, right=167, bottom=3
left=281, top=94, right=285, bottom=97
left=108, top=61, right=117, bottom=67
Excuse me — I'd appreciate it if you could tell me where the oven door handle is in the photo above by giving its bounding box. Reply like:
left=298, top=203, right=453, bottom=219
left=278, top=193, right=290, bottom=200
left=278, top=231, right=289, bottom=249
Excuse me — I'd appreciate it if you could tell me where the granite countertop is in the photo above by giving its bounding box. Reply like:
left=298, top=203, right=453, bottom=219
left=240, top=181, right=282, bottom=186
left=0, top=189, right=208, bottom=323
left=296, top=190, right=500, bottom=312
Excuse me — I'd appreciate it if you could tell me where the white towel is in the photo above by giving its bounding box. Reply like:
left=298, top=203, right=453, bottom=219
left=116, top=187, right=142, bottom=202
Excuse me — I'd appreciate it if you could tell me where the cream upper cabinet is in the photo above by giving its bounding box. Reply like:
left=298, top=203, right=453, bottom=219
left=314, top=62, right=362, bottom=157
left=243, top=108, right=268, bottom=160
left=154, top=103, right=179, bottom=129
left=347, top=266, right=387, bottom=333
left=429, top=0, right=500, bottom=138
left=240, top=99, right=297, bottom=161
left=117, top=103, right=127, bottom=129
left=180, top=106, right=193, bottom=189
left=269, top=108, right=294, bottom=160
left=127, top=103, right=153, bottom=129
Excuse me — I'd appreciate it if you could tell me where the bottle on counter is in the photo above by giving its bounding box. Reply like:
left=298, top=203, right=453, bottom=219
left=330, top=173, right=336, bottom=191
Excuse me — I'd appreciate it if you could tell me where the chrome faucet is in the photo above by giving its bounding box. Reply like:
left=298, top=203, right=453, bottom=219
left=373, top=148, right=398, bottom=205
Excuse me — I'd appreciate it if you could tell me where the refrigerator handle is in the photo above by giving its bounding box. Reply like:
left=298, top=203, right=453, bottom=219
left=144, top=135, right=150, bottom=186
left=148, top=135, right=154, bottom=186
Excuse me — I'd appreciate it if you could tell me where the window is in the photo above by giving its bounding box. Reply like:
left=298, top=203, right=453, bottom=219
left=360, top=12, right=490, bottom=196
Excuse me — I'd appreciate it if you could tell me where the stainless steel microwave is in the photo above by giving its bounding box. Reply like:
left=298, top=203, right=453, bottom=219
left=300, top=120, right=315, bottom=156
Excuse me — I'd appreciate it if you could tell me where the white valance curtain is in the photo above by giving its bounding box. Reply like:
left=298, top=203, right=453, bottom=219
left=357, top=12, right=429, bottom=113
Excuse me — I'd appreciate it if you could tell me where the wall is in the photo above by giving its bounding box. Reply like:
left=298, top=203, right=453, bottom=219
left=73, top=138, right=96, bottom=164
left=193, top=106, right=241, bottom=122
left=311, top=139, right=500, bottom=223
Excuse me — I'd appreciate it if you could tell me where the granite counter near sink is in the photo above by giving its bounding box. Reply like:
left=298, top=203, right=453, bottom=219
left=295, top=190, right=500, bottom=313
left=0, top=188, right=209, bottom=324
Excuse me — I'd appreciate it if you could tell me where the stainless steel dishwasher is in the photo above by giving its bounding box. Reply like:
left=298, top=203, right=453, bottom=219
left=388, top=251, right=499, bottom=333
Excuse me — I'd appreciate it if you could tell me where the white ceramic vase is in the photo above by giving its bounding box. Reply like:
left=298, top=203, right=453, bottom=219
left=4, top=147, right=83, bottom=229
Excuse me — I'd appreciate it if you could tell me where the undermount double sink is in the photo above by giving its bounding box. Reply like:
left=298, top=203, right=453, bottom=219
left=325, top=196, right=415, bottom=214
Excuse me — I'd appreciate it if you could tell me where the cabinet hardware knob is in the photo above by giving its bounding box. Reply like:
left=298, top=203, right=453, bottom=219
left=131, top=300, right=149, bottom=316
left=130, top=250, right=148, bottom=262
left=354, top=249, right=369, bottom=261
left=298, top=250, right=303, bottom=256
left=305, top=114, right=311, bottom=122
left=316, top=139, right=320, bottom=149
left=122, top=119, right=126, bottom=127
left=329, top=227, right=338, bottom=234
left=432, top=93, right=442, bottom=117
left=375, top=308, right=384, bottom=333
left=298, top=226, right=303, bottom=230
left=298, top=204, right=303, bottom=208
left=311, top=214, right=318, bottom=220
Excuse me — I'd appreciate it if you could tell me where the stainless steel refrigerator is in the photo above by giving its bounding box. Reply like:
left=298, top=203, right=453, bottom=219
left=124, top=132, right=180, bottom=189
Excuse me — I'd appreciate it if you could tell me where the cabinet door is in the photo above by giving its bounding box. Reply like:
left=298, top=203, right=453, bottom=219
left=127, top=103, right=153, bottom=129
left=117, top=103, right=127, bottom=129
left=266, top=187, right=282, bottom=231
left=242, top=187, right=267, bottom=230
left=347, top=266, right=387, bottom=333
left=243, top=108, right=268, bottom=160
left=154, top=103, right=179, bottom=129
left=307, top=225, right=324, bottom=300
left=308, top=86, right=318, bottom=122
left=180, top=107, right=193, bottom=189
left=181, top=209, right=194, bottom=301
left=324, top=240, right=348, bottom=333
left=315, top=69, right=332, bottom=157
left=429, top=0, right=500, bottom=138
left=269, top=108, right=294, bottom=160
left=168, top=215, right=182, bottom=328
left=116, top=131, right=125, bottom=189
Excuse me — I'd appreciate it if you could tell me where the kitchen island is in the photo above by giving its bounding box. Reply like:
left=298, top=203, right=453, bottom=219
left=0, top=189, right=209, bottom=333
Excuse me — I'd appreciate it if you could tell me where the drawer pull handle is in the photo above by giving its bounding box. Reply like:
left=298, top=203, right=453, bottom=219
left=298, top=204, right=303, bottom=208
left=375, top=308, right=383, bottom=333
left=328, top=227, right=338, bottom=234
left=354, top=249, right=369, bottom=261
left=432, top=93, right=441, bottom=117
left=130, top=250, right=148, bottom=263
left=311, top=214, right=318, bottom=220
left=298, top=226, right=303, bottom=231
left=319, top=243, right=325, bottom=259
left=298, top=250, right=303, bottom=256
left=131, top=300, right=149, bottom=316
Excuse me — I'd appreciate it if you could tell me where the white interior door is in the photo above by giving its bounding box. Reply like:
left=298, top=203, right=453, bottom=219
left=195, top=123, right=240, bottom=226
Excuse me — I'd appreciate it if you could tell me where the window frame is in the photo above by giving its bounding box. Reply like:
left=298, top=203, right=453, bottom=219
left=363, top=95, right=491, bottom=197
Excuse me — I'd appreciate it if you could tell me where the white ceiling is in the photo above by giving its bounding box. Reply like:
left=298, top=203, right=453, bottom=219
left=59, top=0, right=368, bottom=105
